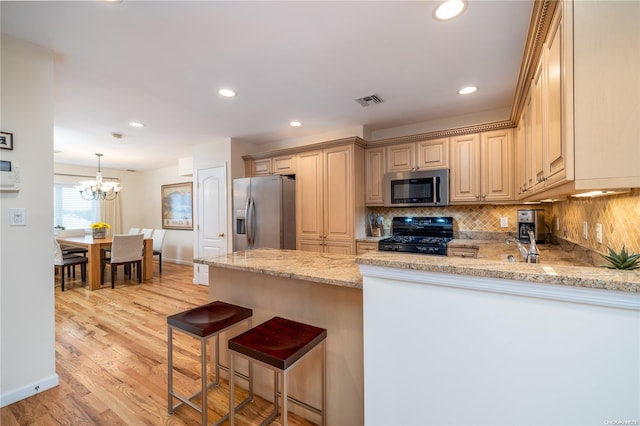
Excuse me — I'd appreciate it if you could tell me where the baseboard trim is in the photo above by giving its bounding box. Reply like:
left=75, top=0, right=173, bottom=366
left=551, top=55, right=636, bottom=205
left=0, top=374, right=59, bottom=408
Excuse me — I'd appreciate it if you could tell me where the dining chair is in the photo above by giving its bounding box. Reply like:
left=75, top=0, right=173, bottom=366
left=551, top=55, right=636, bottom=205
left=128, top=227, right=141, bottom=234
left=101, top=234, right=144, bottom=288
left=54, top=238, right=88, bottom=291
left=58, top=228, right=88, bottom=259
left=151, top=229, right=167, bottom=273
left=141, top=228, right=154, bottom=238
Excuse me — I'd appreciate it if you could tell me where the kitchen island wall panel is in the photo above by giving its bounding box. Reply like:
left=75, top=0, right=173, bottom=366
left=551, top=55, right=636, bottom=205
left=204, top=264, right=364, bottom=425
left=360, top=264, right=640, bottom=426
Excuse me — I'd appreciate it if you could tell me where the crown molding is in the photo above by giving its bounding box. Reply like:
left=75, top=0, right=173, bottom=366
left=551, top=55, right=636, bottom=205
left=242, top=136, right=367, bottom=161
left=366, top=120, right=515, bottom=148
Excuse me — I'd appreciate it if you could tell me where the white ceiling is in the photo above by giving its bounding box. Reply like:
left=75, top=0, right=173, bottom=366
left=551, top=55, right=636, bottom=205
left=1, top=0, right=533, bottom=171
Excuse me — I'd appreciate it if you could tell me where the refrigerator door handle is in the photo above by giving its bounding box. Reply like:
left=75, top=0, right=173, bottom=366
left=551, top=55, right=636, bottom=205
left=247, top=198, right=256, bottom=248
left=244, top=197, right=252, bottom=248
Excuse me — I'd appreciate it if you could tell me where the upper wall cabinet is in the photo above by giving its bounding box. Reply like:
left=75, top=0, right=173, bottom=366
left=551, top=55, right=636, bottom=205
left=515, top=0, right=639, bottom=200
left=518, top=5, right=568, bottom=198
left=247, top=155, right=296, bottom=177
left=386, top=138, right=449, bottom=172
left=450, top=129, right=514, bottom=204
left=365, top=147, right=385, bottom=205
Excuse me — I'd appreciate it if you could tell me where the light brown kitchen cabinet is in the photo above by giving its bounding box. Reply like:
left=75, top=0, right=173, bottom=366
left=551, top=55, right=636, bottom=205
left=450, top=134, right=480, bottom=202
left=365, top=147, right=385, bottom=205
left=251, top=158, right=272, bottom=176
left=450, top=130, right=514, bottom=203
left=356, top=241, right=378, bottom=255
left=296, top=141, right=365, bottom=254
left=417, top=138, right=449, bottom=170
left=386, top=138, right=449, bottom=172
left=272, top=155, right=296, bottom=175
left=516, top=4, right=570, bottom=199
left=447, top=247, right=479, bottom=259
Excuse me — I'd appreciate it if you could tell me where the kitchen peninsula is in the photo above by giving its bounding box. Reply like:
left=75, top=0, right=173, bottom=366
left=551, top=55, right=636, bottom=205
left=195, top=248, right=639, bottom=426
left=194, top=249, right=363, bottom=426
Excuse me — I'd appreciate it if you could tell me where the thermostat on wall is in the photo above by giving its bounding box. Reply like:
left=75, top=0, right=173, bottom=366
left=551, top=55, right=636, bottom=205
left=0, top=161, right=21, bottom=192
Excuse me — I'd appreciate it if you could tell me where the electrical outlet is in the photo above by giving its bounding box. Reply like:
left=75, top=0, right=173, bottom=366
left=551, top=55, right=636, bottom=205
left=583, top=221, right=588, bottom=239
left=596, top=223, right=603, bottom=244
left=500, top=217, right=508, bottom=228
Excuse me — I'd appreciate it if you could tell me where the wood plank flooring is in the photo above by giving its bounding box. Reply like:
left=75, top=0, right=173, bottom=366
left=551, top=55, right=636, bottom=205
left=1, top=262, right=314, bottom=426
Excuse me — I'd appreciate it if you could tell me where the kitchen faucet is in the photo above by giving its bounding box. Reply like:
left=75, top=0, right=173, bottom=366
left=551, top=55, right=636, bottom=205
left=505, top=230, right=540, bottom=263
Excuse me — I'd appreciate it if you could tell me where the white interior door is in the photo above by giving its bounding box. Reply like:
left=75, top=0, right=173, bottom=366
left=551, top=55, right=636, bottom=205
left=195, top=164, right=227, bottom=285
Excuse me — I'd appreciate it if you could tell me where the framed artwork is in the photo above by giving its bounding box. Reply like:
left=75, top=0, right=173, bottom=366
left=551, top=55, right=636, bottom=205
left=161, top=182, right=193, bottom=230
left=0, top=132, right=13, bottom=150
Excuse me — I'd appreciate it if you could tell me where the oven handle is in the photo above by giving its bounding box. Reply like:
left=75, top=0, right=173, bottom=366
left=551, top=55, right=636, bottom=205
left=435, top=176, right=441, bottom=204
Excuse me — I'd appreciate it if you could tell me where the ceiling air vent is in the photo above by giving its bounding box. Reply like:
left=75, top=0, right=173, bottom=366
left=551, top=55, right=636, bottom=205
left=355, top=94, right=383, bottom=107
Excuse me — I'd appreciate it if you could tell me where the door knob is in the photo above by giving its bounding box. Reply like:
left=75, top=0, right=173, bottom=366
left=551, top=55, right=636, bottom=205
left=218, top=233, right=225, bottom=237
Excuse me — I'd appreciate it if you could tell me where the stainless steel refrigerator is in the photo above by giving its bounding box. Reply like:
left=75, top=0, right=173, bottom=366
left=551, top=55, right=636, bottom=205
left=232, top=175, right=296, bottom=251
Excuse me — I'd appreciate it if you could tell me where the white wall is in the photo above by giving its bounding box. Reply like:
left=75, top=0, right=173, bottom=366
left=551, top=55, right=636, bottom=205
left=0, top=36, right=58, bottom=406
left=134, top=165, right=194, bottom=265
left=361, top=266, right=640, bottom=426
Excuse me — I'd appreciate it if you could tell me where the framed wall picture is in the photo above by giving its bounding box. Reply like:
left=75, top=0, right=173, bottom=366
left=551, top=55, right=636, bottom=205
left=0, top=132, right=14, bottom=150
left=161, top=182, right=193, bottom=230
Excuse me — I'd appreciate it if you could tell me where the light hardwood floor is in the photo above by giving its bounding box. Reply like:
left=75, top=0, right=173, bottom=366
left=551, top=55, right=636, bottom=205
left=1, top=262, right=314, bottom=426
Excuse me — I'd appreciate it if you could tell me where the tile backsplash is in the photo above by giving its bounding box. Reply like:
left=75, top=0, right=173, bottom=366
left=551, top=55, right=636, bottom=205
left=550, top=188, right=640, bottom=256
left=367, top=204, right=531, bottom=238
left=367, top=188, right=640, bottom=261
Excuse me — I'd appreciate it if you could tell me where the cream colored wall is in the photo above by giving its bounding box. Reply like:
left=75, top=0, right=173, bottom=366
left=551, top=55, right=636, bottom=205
left=0, top=36, right=58, bottom=407
left=134, top=165, right=193, bottom=265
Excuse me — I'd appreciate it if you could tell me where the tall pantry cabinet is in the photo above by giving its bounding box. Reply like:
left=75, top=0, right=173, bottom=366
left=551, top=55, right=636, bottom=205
left=296, top=138, right=365, bottom=255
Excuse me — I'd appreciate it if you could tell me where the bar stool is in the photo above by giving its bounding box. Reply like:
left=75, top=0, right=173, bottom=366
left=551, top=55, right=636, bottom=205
left=167, top=301, right=253, bottom=425
left=228, top=316, right=327, bottom=425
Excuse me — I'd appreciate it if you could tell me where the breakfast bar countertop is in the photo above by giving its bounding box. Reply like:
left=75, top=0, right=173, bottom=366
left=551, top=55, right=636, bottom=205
left=194, top=248, right=363, bottom=288
left=356, top=250, right=640, bottom=293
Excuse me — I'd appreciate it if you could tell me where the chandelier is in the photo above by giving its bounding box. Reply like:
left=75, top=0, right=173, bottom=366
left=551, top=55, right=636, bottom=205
left=75, top=153, right=122, bottom=200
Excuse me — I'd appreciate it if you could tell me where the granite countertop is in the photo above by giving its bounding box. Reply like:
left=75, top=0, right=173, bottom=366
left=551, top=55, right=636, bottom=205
left=194, top=248, right=363, bottom=288
left=356, top=250, right=640, bottom=293
left=448, top=239, right=593, bottom=267
left=194, top=245, right=640, bottom=293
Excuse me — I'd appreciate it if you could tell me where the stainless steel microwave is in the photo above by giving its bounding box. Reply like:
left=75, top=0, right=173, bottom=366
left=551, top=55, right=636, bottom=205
left=383, top=169, right=449, bottom=207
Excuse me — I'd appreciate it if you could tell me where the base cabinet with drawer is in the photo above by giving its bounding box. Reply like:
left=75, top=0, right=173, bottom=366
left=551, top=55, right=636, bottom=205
left=356, top=241, right=379, bottom=255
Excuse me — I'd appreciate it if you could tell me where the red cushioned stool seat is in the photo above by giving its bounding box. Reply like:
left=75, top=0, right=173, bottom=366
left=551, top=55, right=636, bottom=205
left=167, top=301, right=253, bottom=425
left=228, top=316, right=327, bottom=425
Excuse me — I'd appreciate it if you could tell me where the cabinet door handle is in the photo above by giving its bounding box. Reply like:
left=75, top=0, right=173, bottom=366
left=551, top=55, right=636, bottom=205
left=218, top=233, right=225, bottom=237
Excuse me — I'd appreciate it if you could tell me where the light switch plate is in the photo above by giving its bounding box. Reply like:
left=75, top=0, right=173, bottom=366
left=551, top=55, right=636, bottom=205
left=10, top=208, right=26, bottom=226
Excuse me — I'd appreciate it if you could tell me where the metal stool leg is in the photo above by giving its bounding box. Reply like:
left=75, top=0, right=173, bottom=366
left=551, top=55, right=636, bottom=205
left=167, top=327, right=173, bottom=415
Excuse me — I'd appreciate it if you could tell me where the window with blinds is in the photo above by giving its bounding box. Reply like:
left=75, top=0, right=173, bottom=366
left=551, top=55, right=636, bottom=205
left=53, top=184, right=98, bottom=230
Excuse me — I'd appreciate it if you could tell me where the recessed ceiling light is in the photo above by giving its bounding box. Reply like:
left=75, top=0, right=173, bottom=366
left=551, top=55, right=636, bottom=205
left=434, top=0, right=467, bottom=21
left=289, top=121, right=302, bottom=127
left=128, top=121, right=144, bottom=128
left=458, top=86, right=477, bottom=95
left=218, top=88, right=236, bottom=97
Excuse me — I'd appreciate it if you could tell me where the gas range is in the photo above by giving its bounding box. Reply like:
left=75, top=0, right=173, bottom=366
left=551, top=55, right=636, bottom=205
left=378, top=217, right=453, bottom=256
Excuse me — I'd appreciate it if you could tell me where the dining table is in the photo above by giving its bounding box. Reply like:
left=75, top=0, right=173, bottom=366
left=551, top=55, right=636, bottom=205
left=56, top=235, right=153, bottom=290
